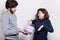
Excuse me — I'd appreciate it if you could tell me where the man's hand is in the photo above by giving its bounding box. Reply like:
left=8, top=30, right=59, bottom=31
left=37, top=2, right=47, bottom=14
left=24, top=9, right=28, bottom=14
left=37, top=25, right=44, bottom=31
left=20, top=29, right=28, bottom=35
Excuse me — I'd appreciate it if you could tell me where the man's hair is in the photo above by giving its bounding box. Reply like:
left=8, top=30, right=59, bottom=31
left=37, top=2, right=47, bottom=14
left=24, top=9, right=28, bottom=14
left=5, top=0, right=18, bottom=9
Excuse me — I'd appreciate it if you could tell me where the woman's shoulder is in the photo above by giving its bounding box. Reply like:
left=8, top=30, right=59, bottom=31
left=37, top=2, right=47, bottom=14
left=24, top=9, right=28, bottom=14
left=44, top=19, right=51, bottom=23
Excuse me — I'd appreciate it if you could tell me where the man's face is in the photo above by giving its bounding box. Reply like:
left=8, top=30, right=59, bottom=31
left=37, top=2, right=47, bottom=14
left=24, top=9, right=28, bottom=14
left=10, top=7, right=16, bottom=14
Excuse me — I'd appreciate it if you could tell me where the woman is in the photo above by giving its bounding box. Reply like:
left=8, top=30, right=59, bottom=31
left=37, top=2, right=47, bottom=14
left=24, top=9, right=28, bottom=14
left=28, top=8, right=54, bottom=40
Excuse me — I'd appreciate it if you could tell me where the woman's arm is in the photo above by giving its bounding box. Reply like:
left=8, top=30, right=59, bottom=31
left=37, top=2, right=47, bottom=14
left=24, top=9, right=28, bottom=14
left=43, top=19, right=54, bottom=33
left=37, top=19, right=54, bottom=33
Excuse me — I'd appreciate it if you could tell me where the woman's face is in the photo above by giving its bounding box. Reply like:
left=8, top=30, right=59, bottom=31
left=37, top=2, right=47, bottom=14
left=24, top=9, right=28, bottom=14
left=38, top=11, right=45, bottom=19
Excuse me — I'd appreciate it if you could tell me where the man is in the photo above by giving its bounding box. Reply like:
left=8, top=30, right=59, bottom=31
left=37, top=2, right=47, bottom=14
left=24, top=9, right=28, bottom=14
left=1, top=0, right=20, bottom=40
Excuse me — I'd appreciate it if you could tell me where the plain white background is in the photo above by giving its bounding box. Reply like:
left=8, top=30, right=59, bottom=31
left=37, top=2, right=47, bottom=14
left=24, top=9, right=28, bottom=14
left=0, top=0, right=60, bottom=40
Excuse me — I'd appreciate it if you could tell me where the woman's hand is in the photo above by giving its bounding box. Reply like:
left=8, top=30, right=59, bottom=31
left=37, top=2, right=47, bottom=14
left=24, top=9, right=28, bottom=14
left=37, top=25, right=44, bottom=31
left=27, top=20, right=32, bottom=25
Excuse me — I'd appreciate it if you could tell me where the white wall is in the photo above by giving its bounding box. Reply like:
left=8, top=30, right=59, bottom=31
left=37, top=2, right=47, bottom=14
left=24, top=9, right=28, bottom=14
left=0, top=0, right=60, bottom=40
left=0, top=0, right=6, bottom=40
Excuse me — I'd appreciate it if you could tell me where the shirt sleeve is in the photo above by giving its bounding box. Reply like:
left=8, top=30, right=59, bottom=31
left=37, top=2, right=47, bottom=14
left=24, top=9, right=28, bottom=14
left=43, top=19, right=54, bottom=33
left=1, top=14, right=9, bottom=35
left=17, top=28, right=20, bottom=32
left=31, top=19, right=36, bottom=24
left=14, top=14, right=20, bottom=33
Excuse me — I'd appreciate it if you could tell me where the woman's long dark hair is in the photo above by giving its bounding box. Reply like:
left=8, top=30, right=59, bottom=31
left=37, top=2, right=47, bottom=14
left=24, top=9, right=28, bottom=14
left=35, top=8, right=49, bottom=20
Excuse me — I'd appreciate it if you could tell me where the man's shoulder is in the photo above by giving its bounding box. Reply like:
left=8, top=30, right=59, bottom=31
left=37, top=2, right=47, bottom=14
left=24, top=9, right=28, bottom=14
left=2, top=11, right=10, bottom=18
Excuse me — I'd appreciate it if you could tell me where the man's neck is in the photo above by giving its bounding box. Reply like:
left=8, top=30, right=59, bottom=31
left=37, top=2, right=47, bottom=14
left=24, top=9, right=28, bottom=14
left=7, top=10, right=14, bottom=14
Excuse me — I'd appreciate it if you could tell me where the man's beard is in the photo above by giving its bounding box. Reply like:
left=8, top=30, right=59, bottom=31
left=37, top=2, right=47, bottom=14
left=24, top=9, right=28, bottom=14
left=10, top=8, right=15, bottom=14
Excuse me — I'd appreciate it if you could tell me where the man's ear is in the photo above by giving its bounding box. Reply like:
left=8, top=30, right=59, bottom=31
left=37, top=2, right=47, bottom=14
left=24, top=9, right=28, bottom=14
left=8, top=8, right=10, bottom=11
